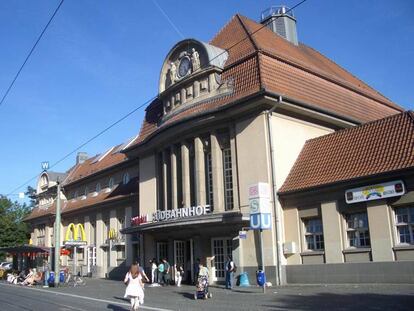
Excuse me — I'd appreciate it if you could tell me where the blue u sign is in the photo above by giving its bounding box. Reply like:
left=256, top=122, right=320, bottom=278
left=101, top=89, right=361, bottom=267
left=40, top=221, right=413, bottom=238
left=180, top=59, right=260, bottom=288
left=250, top=213, right=272, bottom=230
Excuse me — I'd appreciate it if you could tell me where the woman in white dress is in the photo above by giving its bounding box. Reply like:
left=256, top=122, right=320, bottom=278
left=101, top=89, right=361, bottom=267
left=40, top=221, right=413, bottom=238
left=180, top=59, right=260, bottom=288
left=124, top=264, right=145, bottom=311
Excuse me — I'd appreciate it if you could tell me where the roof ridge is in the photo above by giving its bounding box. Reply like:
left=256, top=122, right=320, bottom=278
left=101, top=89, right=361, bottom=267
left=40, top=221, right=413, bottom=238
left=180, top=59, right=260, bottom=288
left=236, top=14, right=259, bottom=51
left=299, top=43, right=395, bottom=104
left=305, top=111, right=408, bottom=144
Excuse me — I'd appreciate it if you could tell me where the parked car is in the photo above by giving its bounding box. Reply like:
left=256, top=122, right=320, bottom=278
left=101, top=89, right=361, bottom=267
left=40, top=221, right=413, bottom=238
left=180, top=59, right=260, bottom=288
left=0, top=262, right=13, bottom=270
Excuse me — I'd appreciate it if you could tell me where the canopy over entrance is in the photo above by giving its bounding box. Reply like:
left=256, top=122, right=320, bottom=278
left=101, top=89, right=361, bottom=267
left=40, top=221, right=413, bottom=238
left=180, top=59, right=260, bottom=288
left=0, top=244, right=50, bottom=254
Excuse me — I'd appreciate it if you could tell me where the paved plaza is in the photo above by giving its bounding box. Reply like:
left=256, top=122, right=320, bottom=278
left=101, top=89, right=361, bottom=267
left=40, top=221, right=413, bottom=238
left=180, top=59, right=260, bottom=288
left=0, top=279, right=413, bottom=310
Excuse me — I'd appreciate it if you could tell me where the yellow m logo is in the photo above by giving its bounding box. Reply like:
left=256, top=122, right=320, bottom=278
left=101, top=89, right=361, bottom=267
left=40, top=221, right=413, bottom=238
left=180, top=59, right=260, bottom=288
left=65, top=223, right=86, bottom=242
left=108, top=228, right=117, bottom=240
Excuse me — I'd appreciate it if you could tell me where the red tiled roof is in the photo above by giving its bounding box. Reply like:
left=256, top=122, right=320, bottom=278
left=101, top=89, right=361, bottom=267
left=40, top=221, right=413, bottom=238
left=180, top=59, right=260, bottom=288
left=25, top=178, right=138, bottom=221
left=279, top=111, right=414, bottom=194
left=64, top=145, right=127, bottom=185
left=128, top=14, right=402, bottom=149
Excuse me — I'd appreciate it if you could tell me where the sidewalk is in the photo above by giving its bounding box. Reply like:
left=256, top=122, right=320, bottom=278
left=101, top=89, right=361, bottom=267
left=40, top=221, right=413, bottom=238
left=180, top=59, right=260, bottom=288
left=3, top=278, right=414, bottom=311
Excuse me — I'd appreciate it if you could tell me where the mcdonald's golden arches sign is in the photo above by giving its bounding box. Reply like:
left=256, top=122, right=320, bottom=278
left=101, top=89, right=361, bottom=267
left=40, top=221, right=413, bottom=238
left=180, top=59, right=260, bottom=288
left=64, top=223, right=87, bottom=246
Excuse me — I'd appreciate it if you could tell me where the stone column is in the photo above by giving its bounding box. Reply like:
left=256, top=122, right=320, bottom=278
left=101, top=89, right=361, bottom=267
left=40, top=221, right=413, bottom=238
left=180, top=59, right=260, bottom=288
left=181, top=142, right=191, bottom=207
left=321, top=201, right=344, bottom=263
left=96, top=213, right=104, bottom=277
left=162, top=150, right=169, bottom=210
left=194, top=137, right=206, bottom=206
left=109, top=210, right=118, bottom=267
left=211, top=132, right=224, bottom=212
left=366, top=200, right=394, bottom=261
left=171, top=146, right=178, bottom=210
left=84, top=216, right=91, bottom=266
left=125, top=206, right=133, bottom=266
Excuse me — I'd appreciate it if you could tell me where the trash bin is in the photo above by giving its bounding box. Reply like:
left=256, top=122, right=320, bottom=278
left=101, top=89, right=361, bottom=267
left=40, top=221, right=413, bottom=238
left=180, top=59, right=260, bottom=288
left=48, top=271, right=55, bottom=287
left=59, top=270, right=65, bottom=283
left=256, top=270, right=266, bottom=286
left=239, top=272, right=250, bottom=287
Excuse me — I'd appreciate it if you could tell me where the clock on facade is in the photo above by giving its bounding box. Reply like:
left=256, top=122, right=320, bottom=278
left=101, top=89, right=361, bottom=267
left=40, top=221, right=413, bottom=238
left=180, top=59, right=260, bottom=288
left=178, top=57, right=191, bottom=78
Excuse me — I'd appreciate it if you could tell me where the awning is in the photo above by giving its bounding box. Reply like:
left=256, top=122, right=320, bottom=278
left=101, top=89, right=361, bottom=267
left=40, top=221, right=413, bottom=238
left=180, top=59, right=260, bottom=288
left=122, top=212, right=249, bottom=234
left=391, top=191, right=414, bottom=207
left=0, top=244, right=50, bottom=254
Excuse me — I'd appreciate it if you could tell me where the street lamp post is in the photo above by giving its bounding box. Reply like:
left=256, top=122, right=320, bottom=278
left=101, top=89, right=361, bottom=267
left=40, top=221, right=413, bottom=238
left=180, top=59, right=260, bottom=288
left=54, top=179, right=61, bottom=287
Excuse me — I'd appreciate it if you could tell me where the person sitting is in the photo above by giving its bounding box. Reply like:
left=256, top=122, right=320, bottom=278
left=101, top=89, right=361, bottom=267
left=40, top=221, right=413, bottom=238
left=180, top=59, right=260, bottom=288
left=17, top=269, right=27, bottom=283
left=21, top=268, right=35, bottom=286
left=32, top=271, right=43, bottom=285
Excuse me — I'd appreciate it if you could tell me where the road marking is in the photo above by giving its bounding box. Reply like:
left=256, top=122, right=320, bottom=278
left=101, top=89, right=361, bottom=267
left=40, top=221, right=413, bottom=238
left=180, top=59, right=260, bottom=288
left=0, top=283, right=174, bottom=311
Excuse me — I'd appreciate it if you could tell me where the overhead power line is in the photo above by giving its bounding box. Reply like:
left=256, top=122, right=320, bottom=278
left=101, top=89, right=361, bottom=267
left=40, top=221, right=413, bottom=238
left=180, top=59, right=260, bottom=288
left=5, top=0, right=308, bottom=197
left=0, top=0, right=65, bottom=108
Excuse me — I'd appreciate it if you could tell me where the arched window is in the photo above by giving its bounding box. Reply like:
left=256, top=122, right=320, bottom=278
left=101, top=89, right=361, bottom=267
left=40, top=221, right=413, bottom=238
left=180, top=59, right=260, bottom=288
left=123, top=173, right=130, bottom=184
left=74, top=190, right=79, bottom=199
left=108, top=177, right=114, bottom=190
left=40, top=175, right=48, bottom=188
left=96, top=183, right=101, bottom=193
left=84, top=186, right=89, bottom=197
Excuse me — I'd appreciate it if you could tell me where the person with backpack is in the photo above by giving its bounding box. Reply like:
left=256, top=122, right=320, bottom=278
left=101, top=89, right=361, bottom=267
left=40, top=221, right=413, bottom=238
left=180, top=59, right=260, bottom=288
left=225, top=255, right=236, bottom=289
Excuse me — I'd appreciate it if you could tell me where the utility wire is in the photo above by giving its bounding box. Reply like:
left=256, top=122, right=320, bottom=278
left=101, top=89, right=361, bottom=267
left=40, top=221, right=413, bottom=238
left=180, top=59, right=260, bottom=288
left=0, top=0, right=65, bottom=108
left=5, top=0, right=308, bottom=197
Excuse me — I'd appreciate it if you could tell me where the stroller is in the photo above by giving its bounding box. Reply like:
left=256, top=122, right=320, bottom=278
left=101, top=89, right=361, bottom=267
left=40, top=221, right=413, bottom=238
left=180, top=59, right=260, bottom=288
left=194, top=275, right=212, bottom=300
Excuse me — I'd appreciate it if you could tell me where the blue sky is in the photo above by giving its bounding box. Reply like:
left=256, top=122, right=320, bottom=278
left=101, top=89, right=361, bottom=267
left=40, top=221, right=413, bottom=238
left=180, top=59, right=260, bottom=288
left=0, top=0, right=413, bottom=199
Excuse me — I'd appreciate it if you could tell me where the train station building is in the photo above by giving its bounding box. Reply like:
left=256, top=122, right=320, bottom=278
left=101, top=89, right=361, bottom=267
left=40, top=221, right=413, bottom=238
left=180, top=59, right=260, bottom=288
left=24, top=7, right=413, bottom=284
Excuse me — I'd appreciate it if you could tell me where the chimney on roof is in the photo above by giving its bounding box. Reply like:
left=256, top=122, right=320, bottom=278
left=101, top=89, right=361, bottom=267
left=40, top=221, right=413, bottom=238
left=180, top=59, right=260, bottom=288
left=260, top=5, right=298, bottom=45
left=76, top=152, right=88, bottom=165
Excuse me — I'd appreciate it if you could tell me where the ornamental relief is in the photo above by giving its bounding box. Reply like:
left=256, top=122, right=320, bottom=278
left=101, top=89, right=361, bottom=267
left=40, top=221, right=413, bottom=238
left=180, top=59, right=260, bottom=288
left=159, top=39, right=232, bottom=123
left=167, top=48, right=201, bottom=86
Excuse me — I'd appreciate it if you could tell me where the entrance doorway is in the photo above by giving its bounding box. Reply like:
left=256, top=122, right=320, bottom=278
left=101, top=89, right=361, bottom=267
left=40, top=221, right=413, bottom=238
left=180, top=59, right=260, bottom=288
left=211, top=238, right=233, bottom=281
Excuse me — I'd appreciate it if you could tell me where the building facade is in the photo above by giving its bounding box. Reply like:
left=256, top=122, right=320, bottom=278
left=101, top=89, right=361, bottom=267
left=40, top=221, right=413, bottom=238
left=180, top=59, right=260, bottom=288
left=25, top=7, right=413, bottom=284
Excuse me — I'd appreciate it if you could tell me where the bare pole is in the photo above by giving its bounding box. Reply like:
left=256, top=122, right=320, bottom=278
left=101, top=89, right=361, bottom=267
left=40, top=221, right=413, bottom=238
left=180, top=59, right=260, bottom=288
left=260, top=229, right=266, bottom=294
left=54, top=179, right=61, bottom=286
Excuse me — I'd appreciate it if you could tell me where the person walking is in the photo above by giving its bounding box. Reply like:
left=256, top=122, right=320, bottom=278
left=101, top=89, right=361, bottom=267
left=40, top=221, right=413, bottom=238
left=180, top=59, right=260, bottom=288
left=225, top=256, right=235, bottom=289
left=124, top=263, right=145, bottom=311
left=150, top=259, right=157, bottom=284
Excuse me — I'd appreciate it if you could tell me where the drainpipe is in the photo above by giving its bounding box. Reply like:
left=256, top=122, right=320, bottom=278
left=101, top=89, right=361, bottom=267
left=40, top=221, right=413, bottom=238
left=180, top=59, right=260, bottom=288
left=266, top=96, right=283, bottom=286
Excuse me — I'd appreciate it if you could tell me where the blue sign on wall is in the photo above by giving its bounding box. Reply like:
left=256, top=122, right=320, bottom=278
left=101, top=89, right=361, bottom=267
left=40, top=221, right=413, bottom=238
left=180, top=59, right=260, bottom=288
left=250, top=213, right=272, bottom=230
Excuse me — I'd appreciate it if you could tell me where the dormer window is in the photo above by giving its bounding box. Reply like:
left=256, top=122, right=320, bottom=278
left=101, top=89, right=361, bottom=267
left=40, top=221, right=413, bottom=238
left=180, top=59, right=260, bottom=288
left=123, top=173, right=130, bottom=184
left=108, top=177, right=114, bottom=190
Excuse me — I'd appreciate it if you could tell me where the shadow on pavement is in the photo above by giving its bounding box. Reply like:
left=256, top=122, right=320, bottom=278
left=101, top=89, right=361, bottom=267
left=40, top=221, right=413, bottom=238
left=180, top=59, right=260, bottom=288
left=262, top=293, right=414, bottom=311
left=107, top=304, right=129, bottom=311
left=175, top=291, right=196, bottom=300
left=113, top=296, right=129, bottom=302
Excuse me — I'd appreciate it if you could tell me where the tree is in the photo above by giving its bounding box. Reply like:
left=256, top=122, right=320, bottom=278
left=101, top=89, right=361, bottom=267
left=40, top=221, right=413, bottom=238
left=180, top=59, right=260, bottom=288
left=0, top=196, right=31, bottom=260
left=25, top=185, right=37, bottom=208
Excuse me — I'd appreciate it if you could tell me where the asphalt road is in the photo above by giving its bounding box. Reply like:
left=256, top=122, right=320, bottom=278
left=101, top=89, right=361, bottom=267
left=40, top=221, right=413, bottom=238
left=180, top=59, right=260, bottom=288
left=0, top=280, right=414, bottom=311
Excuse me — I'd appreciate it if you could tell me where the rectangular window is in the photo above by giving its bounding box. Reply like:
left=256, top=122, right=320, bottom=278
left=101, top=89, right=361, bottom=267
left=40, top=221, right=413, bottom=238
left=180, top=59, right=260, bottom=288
left=37, top=224, right=46, bottom=246
left=205, top=152, right=214, bottom=211
left=223, top=148, right=234, bottom=211
left=156, top=242, right=168, bottom=262
left=303, top=218, right=324, bottom=250
left=346, top=212, right=370, bottom=248
left=395, top=207, right=414, bottom=244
